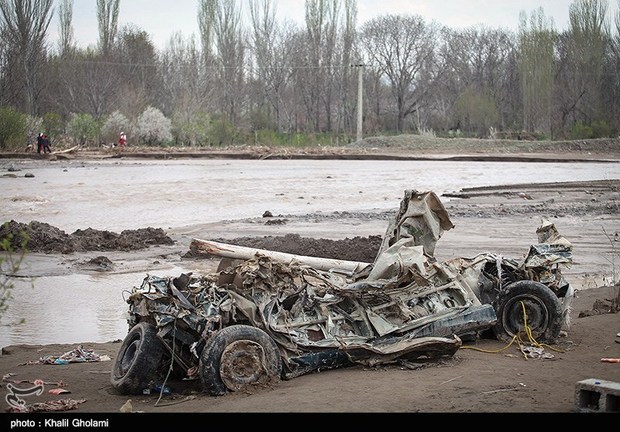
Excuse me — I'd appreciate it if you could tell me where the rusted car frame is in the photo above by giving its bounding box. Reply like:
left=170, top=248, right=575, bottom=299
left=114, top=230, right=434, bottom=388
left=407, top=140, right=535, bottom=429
left=111, top=190, right=573, bottom=396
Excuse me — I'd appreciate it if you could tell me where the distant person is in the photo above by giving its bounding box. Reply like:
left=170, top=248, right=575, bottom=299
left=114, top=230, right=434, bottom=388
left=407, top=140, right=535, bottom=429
left=37, top=133, right=44, bottom=154
left=118, top=132, right=127, bottom=149
left=42, top=134, right=51, bottom=154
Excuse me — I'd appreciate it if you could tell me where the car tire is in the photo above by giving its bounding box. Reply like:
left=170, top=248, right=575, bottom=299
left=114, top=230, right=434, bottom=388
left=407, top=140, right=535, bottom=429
left=110, top=322, right=166, bottom=395
left=492, top=280, right=563, bottom=344
left=199, top=325, right=282, bottom=396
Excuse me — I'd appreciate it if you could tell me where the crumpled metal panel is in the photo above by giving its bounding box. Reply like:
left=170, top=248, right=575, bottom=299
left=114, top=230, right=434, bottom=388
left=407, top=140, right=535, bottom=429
left=120, top=190, right=574, bottom=376
left=375, top=190, right=455, bottom=259
left=124, top=248, right=495, bottom=368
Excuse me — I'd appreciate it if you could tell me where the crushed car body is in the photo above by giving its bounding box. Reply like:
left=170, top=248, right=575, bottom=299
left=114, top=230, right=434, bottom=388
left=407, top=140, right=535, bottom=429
left=111, top=190, right=574, bottom=396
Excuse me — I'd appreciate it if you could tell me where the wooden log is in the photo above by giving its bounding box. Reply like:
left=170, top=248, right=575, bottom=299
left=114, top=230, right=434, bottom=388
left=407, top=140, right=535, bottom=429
left=190, top=238, right=370, bottom=274
left=53, top=145, right=79, bottom=154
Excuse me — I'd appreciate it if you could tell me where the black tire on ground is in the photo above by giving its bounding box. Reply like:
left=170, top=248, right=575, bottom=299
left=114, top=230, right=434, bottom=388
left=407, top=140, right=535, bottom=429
left=199, top=325, right=282, bottom=396
left=110, top=322, right=166, bottom=395
left=492, top=280, right=563, bottom=344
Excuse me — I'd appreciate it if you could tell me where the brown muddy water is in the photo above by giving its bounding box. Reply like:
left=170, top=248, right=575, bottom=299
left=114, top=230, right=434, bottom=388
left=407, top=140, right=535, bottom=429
left=1, top=158, right=619, bottom=349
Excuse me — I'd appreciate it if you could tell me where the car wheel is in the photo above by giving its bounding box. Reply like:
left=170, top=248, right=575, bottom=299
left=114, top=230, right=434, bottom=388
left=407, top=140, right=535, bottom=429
left=110, top=322, right=166, bottom=395
left=199, top=325, right=282, bottom=396
left=492, top=280, right=563, bottom=344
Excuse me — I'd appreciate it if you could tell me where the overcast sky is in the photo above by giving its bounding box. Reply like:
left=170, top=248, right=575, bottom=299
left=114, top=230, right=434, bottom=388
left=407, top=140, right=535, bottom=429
left=49, top=0, right=580, bottom=50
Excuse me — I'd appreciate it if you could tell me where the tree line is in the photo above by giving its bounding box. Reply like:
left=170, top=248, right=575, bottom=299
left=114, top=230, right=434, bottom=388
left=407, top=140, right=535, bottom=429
left=0, top=0, right=618, bottom=149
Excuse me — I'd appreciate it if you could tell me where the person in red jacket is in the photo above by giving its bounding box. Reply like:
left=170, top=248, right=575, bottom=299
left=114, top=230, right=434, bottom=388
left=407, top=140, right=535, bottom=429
left=42, top=134, right=51, bottom=153
left=118, top=132, right=127, bottom=149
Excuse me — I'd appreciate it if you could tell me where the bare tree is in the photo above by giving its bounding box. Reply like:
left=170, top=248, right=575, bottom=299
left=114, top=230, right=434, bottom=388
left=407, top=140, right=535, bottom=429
left=248, top=0, right=299, bottom=133
left=336, top=0, right=358, bottom=137
left=360, top=14, right=438, bottom=132
left=198, top=0, right=217, bottom=63
left=159, top=32, right=209, bottom=123
left=51, top=39, right=126, bottom=120
left=64, top=50, right=122, bottom=118
left=299, top=0, right=342, bottom=132
left=58, top=0, right=75, bottom=56
left=97, top=0, right=120, bottom=55
left=519, top=8, right=556, bottom=136
left=0, top=0, right=54, bottom=116
left=211, top=0, right=246, bottom=123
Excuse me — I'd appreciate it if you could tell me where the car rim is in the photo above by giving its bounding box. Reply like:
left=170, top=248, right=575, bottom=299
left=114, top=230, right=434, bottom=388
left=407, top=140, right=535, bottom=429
left=219, top=340, right=268, bottom=391
left=502, top=295, right=549, bottom=339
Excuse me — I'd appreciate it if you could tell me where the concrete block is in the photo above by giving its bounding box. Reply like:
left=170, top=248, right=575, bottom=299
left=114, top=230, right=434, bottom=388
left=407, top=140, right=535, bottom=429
left=575, top=378, right=620, bottom=413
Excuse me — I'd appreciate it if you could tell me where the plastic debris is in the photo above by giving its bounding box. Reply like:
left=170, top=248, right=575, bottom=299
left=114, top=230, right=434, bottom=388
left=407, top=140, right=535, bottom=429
left=5, top=398, right=85, bottom=413
left=20, top=345, right=111, bottom=366
left=521, top=345, right=555, bottom=360
left=2, top=374, right=66, bottom=387
left=119, top=399, right=133, bottom=413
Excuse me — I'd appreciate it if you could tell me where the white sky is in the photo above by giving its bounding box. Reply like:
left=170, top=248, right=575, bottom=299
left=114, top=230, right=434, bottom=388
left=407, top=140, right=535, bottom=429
left=49, top=0, right=579, bottom=50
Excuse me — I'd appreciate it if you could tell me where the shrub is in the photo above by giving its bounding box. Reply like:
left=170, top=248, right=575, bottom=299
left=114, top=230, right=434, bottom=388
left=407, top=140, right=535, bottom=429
left=591, top=120, right=616, bottom=139
left=568, top=120, right=617, bottom=139
left=135, top=106, right=172, bottom=146
left=66, top=113, right=102, bottom=146
left=570, top=122, right=594, bottom=139
left=102, top=111, right=131, bottom=145
left=0, top=225, right=28, bottom=321
left=207, top=117, right=237, bottom=147
left=0, top=107, right=27, bottom=150
left=42, top=113, right=64, bottom=139
left=171, top=112, right=209, bottom=147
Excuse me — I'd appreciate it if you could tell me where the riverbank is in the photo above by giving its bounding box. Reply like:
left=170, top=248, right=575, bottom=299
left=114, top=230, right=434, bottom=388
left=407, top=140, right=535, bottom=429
left=2, top=135, right=619, bottom=163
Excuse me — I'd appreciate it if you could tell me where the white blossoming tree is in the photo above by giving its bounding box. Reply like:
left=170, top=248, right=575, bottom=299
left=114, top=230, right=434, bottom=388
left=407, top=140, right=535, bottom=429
left=103, top=111, right=131, bottom=146
left=135, top=106, right=172, bottom=146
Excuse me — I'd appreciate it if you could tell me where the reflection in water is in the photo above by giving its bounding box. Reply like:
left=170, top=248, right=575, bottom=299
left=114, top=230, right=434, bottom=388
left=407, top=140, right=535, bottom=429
left=0, top=273, right=141, bottom=349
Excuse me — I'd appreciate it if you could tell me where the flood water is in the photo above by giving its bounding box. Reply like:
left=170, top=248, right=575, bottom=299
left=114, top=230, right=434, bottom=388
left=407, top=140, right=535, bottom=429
left=1, top=157, right=619, bottom=349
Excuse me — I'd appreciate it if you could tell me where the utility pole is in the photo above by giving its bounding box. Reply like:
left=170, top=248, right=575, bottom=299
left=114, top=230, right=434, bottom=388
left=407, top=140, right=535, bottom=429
left=351, top=63, right=365, bottom=142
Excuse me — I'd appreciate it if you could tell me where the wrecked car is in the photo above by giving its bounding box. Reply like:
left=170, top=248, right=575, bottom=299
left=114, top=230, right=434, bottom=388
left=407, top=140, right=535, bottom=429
left=110, top=190, right=574, bottom=396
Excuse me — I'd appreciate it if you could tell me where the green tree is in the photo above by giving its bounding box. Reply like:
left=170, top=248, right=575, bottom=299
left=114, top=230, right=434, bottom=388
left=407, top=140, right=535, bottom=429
left=454, top=87, right=500, bottom=137
left=560, top=0, right=609, bottom=129
left=42, top=112, right=64, bottom=139
left=0, top=226, right=28, bottom=321
left=66, top=112, right=101, bottom=146
left=116, top=27, right=159, bottom=120
left=172, top=111, right=210, bottom=147
left=0, top=106, right=27, bottom=150
left=207, top=116, right=237, bottom=146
